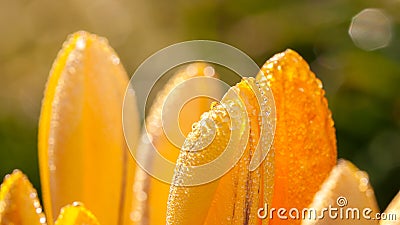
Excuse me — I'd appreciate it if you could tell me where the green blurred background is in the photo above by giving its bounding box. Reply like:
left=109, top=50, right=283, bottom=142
left=0, top=0, right=399, bottom=210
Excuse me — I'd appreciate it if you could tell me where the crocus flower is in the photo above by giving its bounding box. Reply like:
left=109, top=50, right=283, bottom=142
left=1, top=31, right=140, bottom=225
left=0, top=31, right=399, bottom=225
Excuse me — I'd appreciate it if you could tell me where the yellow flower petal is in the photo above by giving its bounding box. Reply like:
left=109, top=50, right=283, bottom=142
left=38, top=31, right=139, bottom=225
left=302, top=159, right=379, bottom=225
left=166, top=77, right=275, bottom=225
left=380, top=191, right=400, bottom=225
left=167, top=49, right=336, bottom=225
left=202, top=79, right=275, bottom=225
left=0, top=170, right=46, bottom=225
left=131, top=63, right=220, bottom=225
left=54, top=202, right=100, bottom=225
left=257, top=49, right=337, bottom=225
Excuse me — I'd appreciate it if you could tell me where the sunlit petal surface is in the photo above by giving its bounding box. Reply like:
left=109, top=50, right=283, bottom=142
left=131, top=63, right=220, bottom=225
left=202, top=79, right=275, bottom=225
left=38, top=31, right=139, bottom=225
left=380, top=191, right=400, bottom=225
left=54, top=202, right=100, bottom=225
left=302, top=159, right=379, bottom=225
left=166, top=77, right=275, bottom=225
left=0, top=170, right=46, bottom=225
left=257, top=49, right=337, bottom=225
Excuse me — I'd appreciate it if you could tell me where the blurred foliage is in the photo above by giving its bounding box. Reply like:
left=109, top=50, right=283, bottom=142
left=0, top=0, right=399, bottom=210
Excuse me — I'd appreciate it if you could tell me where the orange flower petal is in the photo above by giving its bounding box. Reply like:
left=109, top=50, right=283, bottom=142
left=38, top=31, right=139, bottom=225
left=54, top=202, right=100, bottom=225
left=256, top=49, right=337, bottom=225
left=167, top=77, right=275, bottom=225
left=0, top=170, right=46, bottom=225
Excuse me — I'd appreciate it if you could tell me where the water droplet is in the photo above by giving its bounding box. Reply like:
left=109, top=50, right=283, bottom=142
left=39, top=216, right=46, bottom=224
left=137, top=191, right=148, bottom=201
left=30, top=192, right=37, bottom=199
left=49, top=164, right=56, bottom=171
left=33, top=200, right=40, bottom=208
left=67, top=65, right=76, bottom=74
left=204, top=66, right=215, bottom=77
left=72, top=201, right=84, bottom=207
left=36, top=207, right=42, bottom=214
left=76, top=37, right=86, bottom=50
left=131, top=210, right=142, bottom=221
left=111, top=54, right=120, bottom=65
left=186, top=64, right=198, bottom=76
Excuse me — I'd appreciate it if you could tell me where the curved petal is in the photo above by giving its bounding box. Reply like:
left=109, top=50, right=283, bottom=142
left=0, top=170, right=46, bottom=225
left=302, top=159, right=379, bottom=225
left=130, top=63, right=221, bottom=225
left=55, top=203, right=100, bottom=225
left=167, top=78, right=275, bottom=225
left=256, top=49, right=337, bottom=225
left=38, top=31, right=139, bottom=225
left=380, top=191, right=400, bottom=225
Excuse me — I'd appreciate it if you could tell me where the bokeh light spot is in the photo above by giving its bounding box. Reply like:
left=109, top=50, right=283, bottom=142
left=349, top=8, right=392, bottom=51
